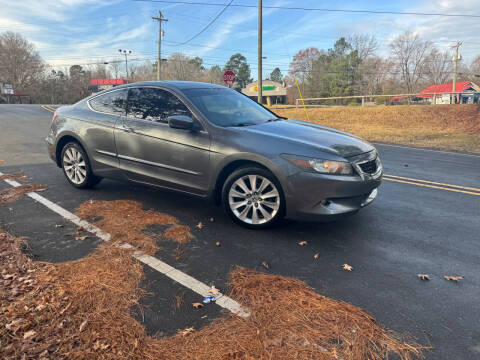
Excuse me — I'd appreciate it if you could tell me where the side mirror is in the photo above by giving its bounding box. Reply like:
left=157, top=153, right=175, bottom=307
left=168, top=115, right=194, bottom=130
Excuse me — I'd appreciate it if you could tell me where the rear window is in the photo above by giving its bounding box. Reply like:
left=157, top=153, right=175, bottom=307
left=89, top=89, right=127, bottom=115
left=126, top=87, right=192, bottom=123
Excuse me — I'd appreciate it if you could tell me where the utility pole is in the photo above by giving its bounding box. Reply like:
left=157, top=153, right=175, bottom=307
left=118, top=49, right=132, bottom=79
left=153, top=10, right=168, bottom=81
left=451, top=41, right=462, bottom=104
left=257, top=0, right=262, bottom=104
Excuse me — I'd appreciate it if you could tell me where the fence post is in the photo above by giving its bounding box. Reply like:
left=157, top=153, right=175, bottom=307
left=361, top=96, right=365, bottom=107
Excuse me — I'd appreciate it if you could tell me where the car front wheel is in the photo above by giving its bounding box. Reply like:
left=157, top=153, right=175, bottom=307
left=222, top=166, right=285, bottom=229
left=61, top=142, right=101, bottom=189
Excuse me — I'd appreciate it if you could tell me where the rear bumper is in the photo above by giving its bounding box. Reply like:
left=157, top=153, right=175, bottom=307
left=284, top=170, right=382, bottom=221
left=45, top=136, right=57, bottom=164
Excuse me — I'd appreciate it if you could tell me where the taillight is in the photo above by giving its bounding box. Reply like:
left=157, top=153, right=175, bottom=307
left=52, top=111, right=58, bottom=124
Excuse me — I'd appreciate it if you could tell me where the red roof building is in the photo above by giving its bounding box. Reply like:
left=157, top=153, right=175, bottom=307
left=390, top=81, right=479, bottom=104
left=417, top=81, right=479, bottom=99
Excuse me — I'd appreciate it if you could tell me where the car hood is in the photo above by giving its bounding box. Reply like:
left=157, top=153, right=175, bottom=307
left=243, top=119, right=374, bottom=158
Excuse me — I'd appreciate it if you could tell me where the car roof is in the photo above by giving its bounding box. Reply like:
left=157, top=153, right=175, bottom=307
left=81, top=81, right=228, bottom=103
left=124, top=80, right=226, bottom=90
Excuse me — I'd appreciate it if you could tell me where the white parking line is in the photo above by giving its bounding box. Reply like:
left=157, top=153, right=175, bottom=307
left=0, top=171, right=250, bottom=318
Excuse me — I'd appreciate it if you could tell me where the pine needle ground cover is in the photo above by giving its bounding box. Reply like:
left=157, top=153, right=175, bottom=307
left=1, top=199, right=425, bottom=359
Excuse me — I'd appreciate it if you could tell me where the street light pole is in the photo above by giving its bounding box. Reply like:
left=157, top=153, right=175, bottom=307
left=118, top=49, right=132, bottom=79
left=257, top=0, right=262, bottom=104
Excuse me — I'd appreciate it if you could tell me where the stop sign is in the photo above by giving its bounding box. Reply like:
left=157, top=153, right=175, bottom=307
left=224, top=70, right=236, bottom=86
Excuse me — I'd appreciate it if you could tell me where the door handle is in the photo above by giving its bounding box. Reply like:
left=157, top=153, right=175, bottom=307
left=117, top=124, right=134, bottom=133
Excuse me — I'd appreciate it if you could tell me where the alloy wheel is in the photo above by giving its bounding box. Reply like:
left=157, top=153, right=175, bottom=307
left=63, top=147, right=87, bottom=185
left=228, top=174, right=280, bottom=225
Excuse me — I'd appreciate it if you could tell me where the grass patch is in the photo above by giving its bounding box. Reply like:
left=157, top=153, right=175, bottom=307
left=274, top=105, right=480, bottom=154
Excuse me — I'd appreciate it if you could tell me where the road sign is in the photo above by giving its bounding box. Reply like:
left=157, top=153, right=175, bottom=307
left=224, top=70, right=236, bottom=86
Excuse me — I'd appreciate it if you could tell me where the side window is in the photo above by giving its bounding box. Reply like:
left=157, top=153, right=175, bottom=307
left=127, top=87, right=192, bottom=123
left=89, top=89, right=127, bottom=115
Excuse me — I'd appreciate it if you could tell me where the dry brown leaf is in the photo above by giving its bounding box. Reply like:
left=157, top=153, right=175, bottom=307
left=5, top=319, right=22, bottom=331
left=93, top=340, right=110, bottom=350
left=179, top=327, right=195, bottom=336
left=261, top=261, right=269, bottom=270
left=298, top=241, right=308, bottom=246
left=417, top=274, right=430, bottom=281
left=342, top=264, right=353, bottom=271
left=314, top=253, right=319, bottom=260
left=75, top=236, right=89, bottom=241
left=196, top=222, right=203, bottom=229
left=192, top=302, right=203, bottom=309
left=215, top=241, right=221, bottom=247
left=79, top=320, right=88, bottom=332
left=77, top=226, right=84, bottom=233
left=59, top=301, right=72, bottom=314
left=23, top=330, right=36, bottom=339
left=444, top=275, right=463, bottom=282
left=210, top=285, right=219, bottom=297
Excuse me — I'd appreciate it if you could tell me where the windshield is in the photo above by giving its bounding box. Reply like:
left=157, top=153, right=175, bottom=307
left=183, top=87, right=278, bottom=127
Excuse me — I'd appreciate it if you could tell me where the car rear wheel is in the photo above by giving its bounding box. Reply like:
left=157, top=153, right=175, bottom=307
left=61, top=142, right=101, bottom=189
left=222, top=166, right=285, bottom=229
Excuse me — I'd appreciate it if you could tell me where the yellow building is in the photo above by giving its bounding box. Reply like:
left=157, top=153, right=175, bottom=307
left=241, top=80, right=287, bottom=105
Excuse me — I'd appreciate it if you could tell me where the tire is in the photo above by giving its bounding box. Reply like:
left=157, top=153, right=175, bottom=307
left=222, top=166, right=285, bottom=229
left=60, top=142, right=101, bottom=189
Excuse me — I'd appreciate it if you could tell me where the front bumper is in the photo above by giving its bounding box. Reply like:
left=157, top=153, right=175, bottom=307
left=284, top=170, right=382, bottom=221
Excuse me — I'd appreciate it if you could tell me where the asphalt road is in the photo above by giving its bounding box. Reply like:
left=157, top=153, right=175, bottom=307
left=1, top=104, right=479, bottom=359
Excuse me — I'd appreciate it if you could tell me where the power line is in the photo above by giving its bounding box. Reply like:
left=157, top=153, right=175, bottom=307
left=132, top=0, right=480, bottom=18
left=178, top=0, right=234, bottom=45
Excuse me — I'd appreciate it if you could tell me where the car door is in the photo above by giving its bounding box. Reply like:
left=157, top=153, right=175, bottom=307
left=84, top=88, right=127, bottom=172
left=114, top=86, right=211, bottom=196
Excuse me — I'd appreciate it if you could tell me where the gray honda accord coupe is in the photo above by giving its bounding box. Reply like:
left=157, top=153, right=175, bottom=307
left=46, top=81, right=382, bottom=228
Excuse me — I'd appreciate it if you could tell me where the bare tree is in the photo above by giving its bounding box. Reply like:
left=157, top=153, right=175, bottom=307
left=163, top=53, right=204, bottom=81
left=288, top=47, right=322, bottom=83
left=356, top=57, right=395, bottom=95
left=462, top=56, right=480, bottom=80
left=129, top=61, right=155, bottom=82
left=109, top=61, right=122, bottom=78
left=390, top=31, right=433, bottom=95
left=424, top=48, right=452, bottom=85
left=201, top=65, right=223, bottom=84
left=87, top=61, right=111, bottom=79
left=348, top=34, right=378, bottom=61
left=0, top=31, right=44, bottom=93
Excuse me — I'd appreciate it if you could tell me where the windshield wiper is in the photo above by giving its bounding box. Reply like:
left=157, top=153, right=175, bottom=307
left=229, top=122, right=256, bottom=127
left=266, top=117, right=282, bottom=122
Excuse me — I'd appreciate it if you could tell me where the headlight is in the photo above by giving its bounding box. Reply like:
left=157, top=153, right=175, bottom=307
left=284, top=155, right=353, bottom=175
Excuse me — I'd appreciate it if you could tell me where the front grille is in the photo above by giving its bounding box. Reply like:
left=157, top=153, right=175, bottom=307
left=358, top=159, right=377, bottom=174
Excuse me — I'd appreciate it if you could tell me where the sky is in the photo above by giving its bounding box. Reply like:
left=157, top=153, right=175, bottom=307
left=1, top=0, right=480, bottom=79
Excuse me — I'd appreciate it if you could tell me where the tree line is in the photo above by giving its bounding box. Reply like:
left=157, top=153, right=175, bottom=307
left=1, top=31, right=479, bottom=104
left=287, top=32, right=480, bottom=104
